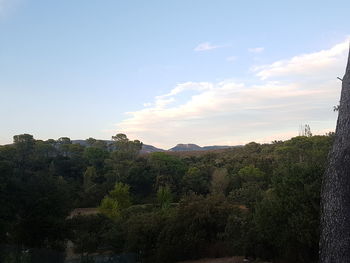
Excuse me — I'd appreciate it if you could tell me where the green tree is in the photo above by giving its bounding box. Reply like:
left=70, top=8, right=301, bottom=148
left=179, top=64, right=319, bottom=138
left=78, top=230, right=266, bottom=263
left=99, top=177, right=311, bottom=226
left=157, top=185, right=173, bottom=210
left=156, top=194, right=237, bottom=262
left=83, top=146, right=108, bottom=170
left=13, top=134, right=35, bottom=170
left=68, top=214, right=113, bottom=259
left=211, top=168, right=229, bottom=195
left=83, top=166, right=97, bottom=192
left=252, top=164, right=321, bottom=262
left=11, top=173, right=71, bottom=250
left=85, top=137, right=97, bottom=146
left=112, top=133, right=142, bottom=160
left=124, top=158, right=156, bottom=202
left=106, top=134, right=143, bottom=183
left=124, top=211, right=167, bottom=262
left=229, top=166, right=267, bottom=208
left=182, top=167, right=210, bottom=195
left=99, top=183, right=131, bottom=220
left=149, top=152, right=186, bottom=196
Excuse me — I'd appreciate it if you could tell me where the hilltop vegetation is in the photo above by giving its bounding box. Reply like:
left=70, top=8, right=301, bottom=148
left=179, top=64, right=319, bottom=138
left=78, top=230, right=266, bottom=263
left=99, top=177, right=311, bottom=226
left=0, top=133, right=333, bottom=262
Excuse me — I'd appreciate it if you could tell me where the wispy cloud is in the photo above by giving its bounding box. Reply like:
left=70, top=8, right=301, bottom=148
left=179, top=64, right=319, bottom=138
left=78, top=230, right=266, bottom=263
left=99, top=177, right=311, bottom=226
left=248, top=47, right=264, bottom=53
left=116, top=40, right=348, bottom=148
left=194, top=42, right=226, bottom=52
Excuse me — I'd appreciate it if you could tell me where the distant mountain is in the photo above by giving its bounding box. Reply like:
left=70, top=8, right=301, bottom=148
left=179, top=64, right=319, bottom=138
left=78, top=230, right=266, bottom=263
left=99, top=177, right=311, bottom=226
left=140, top=144, right=166, bottom=153
left=71, top=140, right=234, bottom=153
left=169, top=143, right=203, bottom=152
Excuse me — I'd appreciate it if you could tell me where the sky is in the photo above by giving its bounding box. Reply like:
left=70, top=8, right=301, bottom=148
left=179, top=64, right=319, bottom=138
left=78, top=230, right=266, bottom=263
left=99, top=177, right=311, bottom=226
left=0, top=0, right=349, bottom=149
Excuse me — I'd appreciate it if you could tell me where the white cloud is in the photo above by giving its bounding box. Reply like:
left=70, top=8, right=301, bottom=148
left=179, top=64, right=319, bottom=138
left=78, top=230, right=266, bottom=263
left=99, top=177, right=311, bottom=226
left=194, top=42, right=225, bottom=52
left=116, top=40, right=348, bottom=148
left=156, top=82, right=213, bottom=100
left=248, top=47, right=264, bottom=53
left=254, top=40, right=349, bottom=80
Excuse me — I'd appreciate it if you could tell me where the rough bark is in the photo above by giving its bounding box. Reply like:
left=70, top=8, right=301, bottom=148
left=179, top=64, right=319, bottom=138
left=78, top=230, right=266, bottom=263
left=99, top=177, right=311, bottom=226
left=320, top=46, right=350, bottom=262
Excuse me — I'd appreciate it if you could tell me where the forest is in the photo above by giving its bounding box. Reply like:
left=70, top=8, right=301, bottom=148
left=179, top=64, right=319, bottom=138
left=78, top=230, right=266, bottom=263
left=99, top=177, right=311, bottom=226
left=0, top=132, right=334, bottom=263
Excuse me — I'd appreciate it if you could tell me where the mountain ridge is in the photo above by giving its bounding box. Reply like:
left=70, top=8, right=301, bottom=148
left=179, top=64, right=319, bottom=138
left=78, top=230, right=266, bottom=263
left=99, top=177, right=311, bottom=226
left=71, top=140, right=234, bottom=153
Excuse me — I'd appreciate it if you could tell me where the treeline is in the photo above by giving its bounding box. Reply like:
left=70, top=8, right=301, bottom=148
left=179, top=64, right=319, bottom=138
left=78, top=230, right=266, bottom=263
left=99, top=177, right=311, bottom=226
left=0, top=133, right=333, bottom=262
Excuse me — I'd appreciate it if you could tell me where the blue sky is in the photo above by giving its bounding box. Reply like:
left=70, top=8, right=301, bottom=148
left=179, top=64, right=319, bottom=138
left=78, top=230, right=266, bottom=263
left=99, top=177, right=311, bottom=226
left=0, top=0, right=349, bottom=148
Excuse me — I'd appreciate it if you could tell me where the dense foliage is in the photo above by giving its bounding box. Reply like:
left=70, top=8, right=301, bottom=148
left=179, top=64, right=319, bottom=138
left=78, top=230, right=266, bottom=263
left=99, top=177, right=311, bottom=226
left=0, top=133, right=333, bottom=262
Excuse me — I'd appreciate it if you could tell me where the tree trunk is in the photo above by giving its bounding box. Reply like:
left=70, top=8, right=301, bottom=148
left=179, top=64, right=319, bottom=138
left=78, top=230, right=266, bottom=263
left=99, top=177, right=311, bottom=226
left=320, top=46, right=350, bottom=262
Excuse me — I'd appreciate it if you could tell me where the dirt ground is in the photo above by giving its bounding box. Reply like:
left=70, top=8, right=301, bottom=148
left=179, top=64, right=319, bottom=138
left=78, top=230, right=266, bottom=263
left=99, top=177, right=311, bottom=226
left=177, top=257, right=246, bottom=263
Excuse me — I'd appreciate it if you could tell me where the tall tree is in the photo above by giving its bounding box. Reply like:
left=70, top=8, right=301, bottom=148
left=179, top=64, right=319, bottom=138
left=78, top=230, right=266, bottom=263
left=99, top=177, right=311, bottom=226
left=13, top=134, right=35, bottom=170
left=320, top=46, right=350, bottom=262
left=112, top=133, right=143, bottom=159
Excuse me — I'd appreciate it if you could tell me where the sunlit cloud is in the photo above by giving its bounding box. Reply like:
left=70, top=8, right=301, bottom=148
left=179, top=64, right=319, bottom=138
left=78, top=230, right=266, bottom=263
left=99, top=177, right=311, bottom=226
left=116, top=40, right=348, bottom=148
left=254, top=40, right=349, bottom=80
